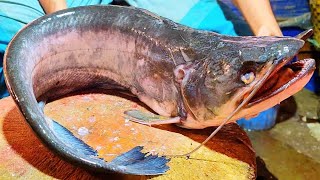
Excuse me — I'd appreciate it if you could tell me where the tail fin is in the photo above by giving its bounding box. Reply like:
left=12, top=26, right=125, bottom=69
left=110, top=146, right=170, bottom=174
left=51, top=120, right=170, bottom=175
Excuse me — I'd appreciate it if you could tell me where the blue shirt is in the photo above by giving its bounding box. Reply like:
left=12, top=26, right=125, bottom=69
left=127, top=0, right=237, bottom=35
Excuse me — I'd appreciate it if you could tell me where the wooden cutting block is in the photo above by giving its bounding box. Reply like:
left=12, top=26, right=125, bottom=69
left=0, top=93, right=256, bottom=179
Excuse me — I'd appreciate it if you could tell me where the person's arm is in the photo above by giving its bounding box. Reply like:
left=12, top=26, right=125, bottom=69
left=233, top=0, right=282, bottom=36
left=39, top=0, right=67, bottom=14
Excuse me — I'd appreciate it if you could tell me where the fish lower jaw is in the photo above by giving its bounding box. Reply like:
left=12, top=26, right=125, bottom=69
left=248, top=58, right=315, bottom=106
left=239, top=67, right=314, bottom=119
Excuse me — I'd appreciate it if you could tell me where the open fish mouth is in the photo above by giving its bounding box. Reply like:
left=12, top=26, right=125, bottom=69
left=248, top=57, right=315, bottom=106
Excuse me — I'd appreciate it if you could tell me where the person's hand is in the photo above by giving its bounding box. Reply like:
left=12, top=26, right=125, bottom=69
left=256, top=25, right=283, bottom=36
left=39, top=0, right=67, bottom=14
left=234, top=0, right=282, bottom=37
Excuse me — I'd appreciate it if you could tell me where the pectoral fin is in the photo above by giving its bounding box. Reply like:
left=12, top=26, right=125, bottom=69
left=124, top=110, right=181, bottom=125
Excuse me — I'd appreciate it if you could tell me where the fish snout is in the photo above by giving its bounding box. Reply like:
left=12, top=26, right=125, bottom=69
left=269, top=38, right=304, bottom=62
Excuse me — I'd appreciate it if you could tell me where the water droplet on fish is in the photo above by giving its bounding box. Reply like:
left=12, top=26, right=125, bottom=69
left=217, top=42, right=225, bottom=48
left=78, top=127, right=89, bottom=136
left=118, top=166, right=127, bottom=171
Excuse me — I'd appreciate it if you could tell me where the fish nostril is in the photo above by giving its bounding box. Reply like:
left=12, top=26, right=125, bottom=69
left=258, top=54, right=268, bottom=62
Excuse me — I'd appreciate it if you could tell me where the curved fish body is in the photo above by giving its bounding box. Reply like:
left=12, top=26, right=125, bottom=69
left=4, top=5, right=315, bottom=175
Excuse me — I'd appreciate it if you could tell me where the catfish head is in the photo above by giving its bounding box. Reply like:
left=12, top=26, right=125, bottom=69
left=175, top=34, right=315, bottom=129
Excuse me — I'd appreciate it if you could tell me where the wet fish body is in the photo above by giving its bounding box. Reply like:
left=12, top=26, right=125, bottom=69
left=4, top=6, right=315, bottom=175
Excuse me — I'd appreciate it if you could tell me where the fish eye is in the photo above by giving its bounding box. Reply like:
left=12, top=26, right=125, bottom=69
left=241, top=72, right=255, bottom=85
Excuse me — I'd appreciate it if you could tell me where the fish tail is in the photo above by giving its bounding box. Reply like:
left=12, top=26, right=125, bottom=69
left=52, top=120, right=98, bottom=156
left=110, top=146, right=170, bottom=175
left=50, top=119, right=170, bottom=175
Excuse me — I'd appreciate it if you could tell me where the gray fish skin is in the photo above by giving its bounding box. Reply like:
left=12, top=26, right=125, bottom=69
left=3, top=5, right=313, bottom=175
